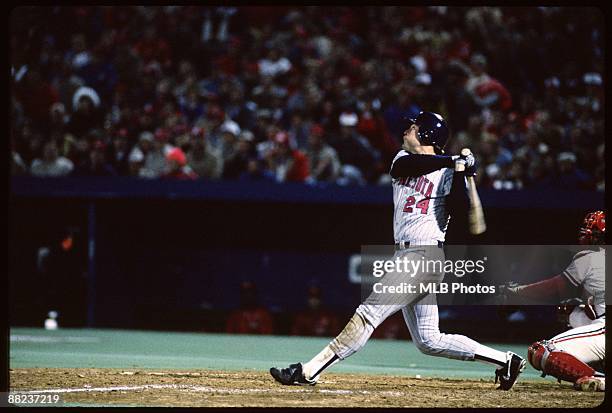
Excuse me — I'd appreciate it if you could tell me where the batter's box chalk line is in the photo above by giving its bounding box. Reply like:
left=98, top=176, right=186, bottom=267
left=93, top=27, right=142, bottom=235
left=18, top=384, right=405, bottom=397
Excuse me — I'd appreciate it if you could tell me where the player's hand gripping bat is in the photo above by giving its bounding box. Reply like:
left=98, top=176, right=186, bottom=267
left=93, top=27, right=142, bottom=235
left=454, top=148, right=487, bottom=235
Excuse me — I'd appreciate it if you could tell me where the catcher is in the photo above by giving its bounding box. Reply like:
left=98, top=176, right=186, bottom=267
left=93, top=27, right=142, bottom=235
left=501, top=211, right=605, bottom=391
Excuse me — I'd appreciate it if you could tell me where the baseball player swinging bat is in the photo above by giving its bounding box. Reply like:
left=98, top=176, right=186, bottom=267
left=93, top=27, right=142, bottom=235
left=270, top=112, right=525, bottom=391
left=455, top=148, right=486, bottom=235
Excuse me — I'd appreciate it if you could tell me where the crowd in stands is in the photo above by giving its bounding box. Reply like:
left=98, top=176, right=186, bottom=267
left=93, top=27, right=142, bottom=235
left=225, top=281, right=341, bottom=337
left=11, top=6, right=604, bottom=191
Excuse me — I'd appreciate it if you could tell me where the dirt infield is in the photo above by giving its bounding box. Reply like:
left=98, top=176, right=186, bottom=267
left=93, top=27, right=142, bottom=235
left=9, top=368, right=604, bottom=408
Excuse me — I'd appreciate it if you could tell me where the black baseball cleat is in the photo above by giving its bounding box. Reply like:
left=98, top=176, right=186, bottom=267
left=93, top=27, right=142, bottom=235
left=270, top=363, right=317, bottom=386
left=495, top=351, right=527, bottom=390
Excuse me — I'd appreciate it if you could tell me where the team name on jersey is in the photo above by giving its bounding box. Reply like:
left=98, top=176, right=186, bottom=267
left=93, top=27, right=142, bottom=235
left=395, top=176, right=434, bottom=198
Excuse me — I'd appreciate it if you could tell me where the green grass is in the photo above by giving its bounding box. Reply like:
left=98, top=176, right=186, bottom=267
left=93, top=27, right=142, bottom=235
left=10, top=327, right=548, bottom=380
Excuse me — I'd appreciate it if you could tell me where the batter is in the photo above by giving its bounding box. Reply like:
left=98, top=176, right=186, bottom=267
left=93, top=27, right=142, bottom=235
left=270, top=112, right=526, bottom=390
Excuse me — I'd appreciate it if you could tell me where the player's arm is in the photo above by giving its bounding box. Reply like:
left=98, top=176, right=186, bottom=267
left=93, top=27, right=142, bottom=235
left=447, top=170, right=470, bottom=217
left=507, top=275, right=579, bottom=302
left=389, top=151, right=455, bottom=178
left=505, top=252, right=588, bottom=302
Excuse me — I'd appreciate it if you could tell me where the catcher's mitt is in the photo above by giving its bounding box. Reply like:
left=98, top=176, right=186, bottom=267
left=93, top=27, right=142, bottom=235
left=557, top=296, right=596, bottom=326
left=496, top=281, right=520, bottom=304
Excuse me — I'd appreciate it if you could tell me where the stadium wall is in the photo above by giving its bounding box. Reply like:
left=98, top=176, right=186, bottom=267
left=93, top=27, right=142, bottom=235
left=9, top=177, right=604, bottom=338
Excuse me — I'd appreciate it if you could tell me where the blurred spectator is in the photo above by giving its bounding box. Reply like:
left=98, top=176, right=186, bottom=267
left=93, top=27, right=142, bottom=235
left=526, top=158, right=555, bottom=189
left=13, top=69, right=59, bottom=128
left=128, top=150, right=145, bottom=177
left=137, top=104, right=157, bottom=135
left=201, top=105, right=227, bottom=152
left=265, top=131, right=309, bottom=182
left=67, top=86, right=103, bottom=139
left=66, top=33, right=92, bottom=71
left=258, top=47, right=292, bottom=78
left=186, top=127, right=221, bottom=179
left=444, top=60, right=477, bottom=134
left=555, top=151, right=592, bottom=190
left=287, top=111, right=312, bottom=150
left=219, top=119, right=241, bottom=163
left=128, top=131, right=153, bottom=177
left=466, top=53, right=512, bottom=112
left=255, top=122, right=281, bottom=160
left=224, top=80, right=256, bottom=128
left=305, top=124, right=341, bottom=183
left=107, top=128, right=131, bottom=176
left=356, top=99, right=399, bottom=167
left=489, top=162, right=524, bottom=191
left=73, top=140, right=118, bottom=176
left=226, top=281, right=273, bottom=335
left=291, top=285, right=339, bottom=337
left=14, top=121, right=43, bottom=166
left=239, top=158, right=276, bottom=182
left=478, top=132, right=512, bottom=168
left=54, top=61, right=86, bottom=111
left=78, top=49, right=118, bottom=105
left=178, top=89, right=205, bottom=124
left=49, top=102, right=68, bottom=138
left=163, top=147, right=198, bottom=180
left=336, top=164, right=367, bottom=186
left=132, top=26, right=172, bottom=67
left=30, top=141, right=74, bottom=177
left=514, top=127, right=548, bottom=163
left=68, top=134, right=94, bottom=171
left=329, top=112, right=379, bottom=183
left=450, top=115, right=485, bottom=157
left=223, top=130, right=255, bottom=179
left=383, top=87, right=421, bottom=141
left=140, top=128, right=175, bottom=178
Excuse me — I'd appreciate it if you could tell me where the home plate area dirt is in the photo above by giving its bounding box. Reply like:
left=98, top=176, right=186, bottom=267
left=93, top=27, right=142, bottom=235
left=9, top=368, right=604, bottom=408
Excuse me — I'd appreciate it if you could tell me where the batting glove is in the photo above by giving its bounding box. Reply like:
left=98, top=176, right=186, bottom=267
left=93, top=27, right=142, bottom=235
left=460, top=152, right=475, bottom=168
left=465, top=159, right=478, bottom=177
left=452, top=155, right=477, bottom=176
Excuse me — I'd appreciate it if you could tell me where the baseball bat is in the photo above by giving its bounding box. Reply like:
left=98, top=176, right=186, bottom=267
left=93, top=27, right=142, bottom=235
left=455, top=148, right=487, bottom=235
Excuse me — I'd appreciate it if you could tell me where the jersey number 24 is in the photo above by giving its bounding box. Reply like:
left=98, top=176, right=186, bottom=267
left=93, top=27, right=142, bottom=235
left=403, top=196, right=430, bottom=214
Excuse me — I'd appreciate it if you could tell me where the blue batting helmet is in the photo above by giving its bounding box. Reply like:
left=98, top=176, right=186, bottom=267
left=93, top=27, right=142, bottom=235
left=407, top=111, right=450, bottom=154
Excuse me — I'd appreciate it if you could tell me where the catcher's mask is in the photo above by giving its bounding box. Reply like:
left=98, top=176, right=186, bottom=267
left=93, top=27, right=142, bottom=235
left=578, top=210, right=605, bottom=245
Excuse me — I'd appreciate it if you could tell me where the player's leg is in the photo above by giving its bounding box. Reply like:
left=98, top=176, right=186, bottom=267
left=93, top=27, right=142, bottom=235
left=270, top=247, right=444, bottom=384
left=270, top=302, right=403, bottom=385
left=270, top=291, right=412, bottom=385
left=271, top=248, right=432, bottom=385
left=549, top=321, right=605, bottom=368
left=402, top=294, right=526, bottom=389
left=300, top=302, right=404, bottom=382
left=528, top=321, right=605, bottom=391
left=401, top=294, right=505, bottom=364
left=297, top=249, right=434, bottom=382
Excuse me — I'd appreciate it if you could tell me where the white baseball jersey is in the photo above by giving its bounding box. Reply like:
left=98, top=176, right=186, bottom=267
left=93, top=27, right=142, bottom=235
left=309, top=149, right=512, bottom=380
left=391, top=150, right=455, bottom=243
left=562, top=248, right=605, bottom=319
